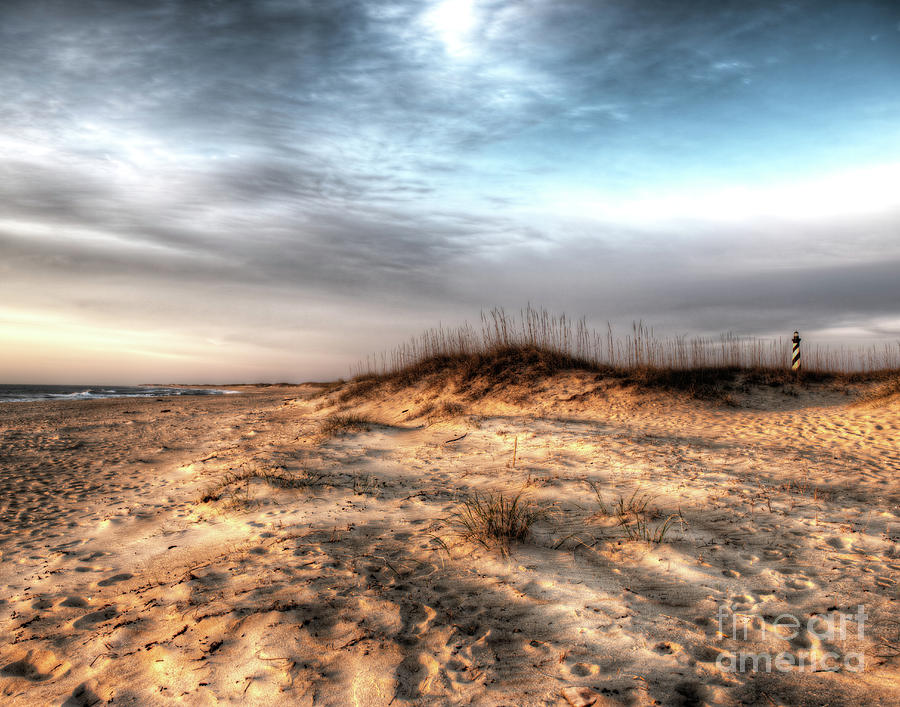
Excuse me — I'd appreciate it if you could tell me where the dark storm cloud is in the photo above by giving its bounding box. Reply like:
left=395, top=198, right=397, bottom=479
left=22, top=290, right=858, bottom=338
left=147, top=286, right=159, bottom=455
left=1, top=0, right=899, bottom=381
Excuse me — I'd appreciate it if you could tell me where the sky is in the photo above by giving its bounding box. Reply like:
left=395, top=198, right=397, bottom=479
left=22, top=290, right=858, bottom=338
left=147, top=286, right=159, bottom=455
left=1, top=0, right=899, bottom=383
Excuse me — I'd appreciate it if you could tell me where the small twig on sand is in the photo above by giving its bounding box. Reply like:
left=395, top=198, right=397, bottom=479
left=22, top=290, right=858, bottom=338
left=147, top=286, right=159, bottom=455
left=256, top=652, right=292, bottom=662
left=443, top=433, right=467, bottom=444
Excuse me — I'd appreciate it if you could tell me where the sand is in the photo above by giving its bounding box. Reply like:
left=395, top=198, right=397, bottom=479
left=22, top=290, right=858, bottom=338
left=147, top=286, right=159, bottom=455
left=0, top=376, right=898, bottom=706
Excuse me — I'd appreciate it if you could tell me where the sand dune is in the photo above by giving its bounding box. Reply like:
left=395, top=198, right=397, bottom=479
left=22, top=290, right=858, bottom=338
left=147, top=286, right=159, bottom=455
left=1, top=374, right=898, bottom=705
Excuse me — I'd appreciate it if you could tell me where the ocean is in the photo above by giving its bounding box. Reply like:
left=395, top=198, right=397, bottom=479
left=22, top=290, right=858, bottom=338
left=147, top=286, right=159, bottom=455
left=0, top=384, right=237, bottom=403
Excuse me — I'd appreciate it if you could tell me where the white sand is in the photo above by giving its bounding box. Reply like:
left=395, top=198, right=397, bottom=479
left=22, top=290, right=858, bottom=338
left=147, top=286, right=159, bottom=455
left=0, top=377, right=898, bottom=705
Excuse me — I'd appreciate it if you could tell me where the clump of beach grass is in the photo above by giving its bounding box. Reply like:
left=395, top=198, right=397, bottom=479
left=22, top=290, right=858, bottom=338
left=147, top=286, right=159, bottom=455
left=427, top=401, right=466, bottom=424
left=319, top=413, right=373, bottom=437
left=854, top=374, right=900, bottom=406
left=199, top=465, right=326, bottom=504
left=337, top=377, right=379, bottom=403
left=452, top=491, right=545, bottom=556
left=589, top=483, right=654, bottom=518
left=618, top=513, right=683, bottom=544
left=587, top=482, right=683, bottom=544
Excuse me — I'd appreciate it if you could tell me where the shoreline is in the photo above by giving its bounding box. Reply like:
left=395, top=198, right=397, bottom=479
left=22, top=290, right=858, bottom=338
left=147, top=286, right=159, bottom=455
left=0, top=384, right=244, bottom=405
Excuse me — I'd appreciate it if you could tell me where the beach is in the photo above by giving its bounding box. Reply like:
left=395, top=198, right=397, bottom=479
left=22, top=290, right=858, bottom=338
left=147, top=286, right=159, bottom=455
left=1, top=375, right=898, bottom=705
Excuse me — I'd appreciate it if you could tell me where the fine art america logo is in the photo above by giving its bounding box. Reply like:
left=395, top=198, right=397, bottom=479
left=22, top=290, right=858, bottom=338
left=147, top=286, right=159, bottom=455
left=715, top=604, right=866, bottom=673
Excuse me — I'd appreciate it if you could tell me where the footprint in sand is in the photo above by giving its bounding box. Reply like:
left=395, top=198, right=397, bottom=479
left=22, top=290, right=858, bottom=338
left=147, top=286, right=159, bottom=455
left=730, top=593, right=757, bottom=610
left=97, top=572, right=133, bottom=586
left=790, top=629, right=815, bottom=650
left=826, top=536, right=852, bottom=550
left=692, top=644, right=726, bottom=663
left=443, top=655, right=480, bottom=688
left=73, top=605, right=118, bottom=629
left=62, top=679, right=111, bottom=707
left=412, top=605, right=438, bottom=637
left=520, top=639, right=555, bottom=664
left=1, top=648, right=71, bottom=682
left=567, top=661, right=601, bottom=677
left=784, top=577, right=816, bottom=590
left=396, top=652, right=448, bottom=698
left=61, top=596, right=91, bottom=608
left=652, top=641, right=680, bottom=656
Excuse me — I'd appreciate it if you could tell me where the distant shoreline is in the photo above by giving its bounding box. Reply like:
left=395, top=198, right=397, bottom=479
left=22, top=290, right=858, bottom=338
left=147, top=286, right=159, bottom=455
left=0, top=384, right=239, bottom=404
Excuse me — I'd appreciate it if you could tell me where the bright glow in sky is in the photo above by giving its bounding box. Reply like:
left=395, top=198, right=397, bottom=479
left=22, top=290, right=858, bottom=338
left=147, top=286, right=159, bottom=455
left=1, top=0, right=899, bottom=383
left=424, top=0, right=477, bottom=56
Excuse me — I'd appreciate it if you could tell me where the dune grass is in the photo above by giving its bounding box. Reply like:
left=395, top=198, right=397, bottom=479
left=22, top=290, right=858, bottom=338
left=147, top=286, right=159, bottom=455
left=587, top=483, right=684, bottom=544
left=589, top=484, right=654, bottom=518
left=332, top=306, right=900, bottom=406
left=199, top=465, right=327, bottom=504
left=355, top=306, right=900, bottom=379
left=332, top=307, right=900, bottom=407
left=452, top=491, right=545, bottom=556
left=618, top=514, right=682, bottom=544
left=854, top=374, right=900, bottom=405
left=319, top=413, right=373, bottom=437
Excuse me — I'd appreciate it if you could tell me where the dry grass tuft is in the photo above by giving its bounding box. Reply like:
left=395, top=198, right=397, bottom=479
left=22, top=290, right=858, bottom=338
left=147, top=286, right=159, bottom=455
left=590, top=484, right=654, bottom=518
left=337, top=377, right=380, bottom=402
left=319, top=414, right=373, bottom=437
left=199, top=465, right=327, bottom=504
left=619, top=514, right=682, bottom=544
left=616, top=367, right=741, bottom=403
left=588, top=483, right=683, bottom=544
left=855, top=375, right=900, bottom=406
left=427, top=401, right=466, bottom=422
left=452, top=491, right=545, bottom=556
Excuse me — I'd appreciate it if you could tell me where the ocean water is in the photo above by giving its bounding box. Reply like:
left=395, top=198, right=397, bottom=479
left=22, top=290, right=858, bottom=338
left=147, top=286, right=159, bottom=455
left=0, top=384, right=236, bottom=403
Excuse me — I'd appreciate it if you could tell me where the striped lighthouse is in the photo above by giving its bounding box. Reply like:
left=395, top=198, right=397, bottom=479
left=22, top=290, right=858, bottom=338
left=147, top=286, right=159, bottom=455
left=791, top=331, right=801, bottom=371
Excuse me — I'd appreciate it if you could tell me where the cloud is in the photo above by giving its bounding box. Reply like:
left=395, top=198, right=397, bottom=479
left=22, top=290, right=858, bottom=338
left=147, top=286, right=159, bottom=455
left=0, top=0, right=898, bottom=382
